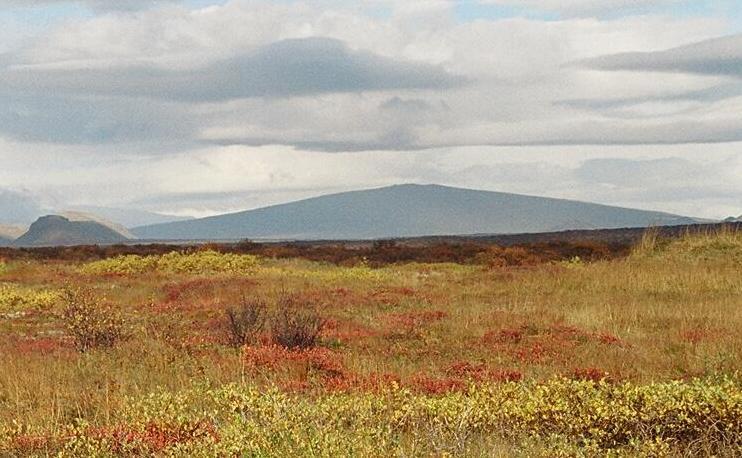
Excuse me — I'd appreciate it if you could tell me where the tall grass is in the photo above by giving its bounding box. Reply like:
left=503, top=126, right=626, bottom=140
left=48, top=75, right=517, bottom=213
left=0, top=231, right=740, bottom=455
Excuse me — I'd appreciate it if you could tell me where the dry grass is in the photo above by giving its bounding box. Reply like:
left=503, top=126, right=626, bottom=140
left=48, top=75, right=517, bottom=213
left=0, top=228, right=740, bottom=455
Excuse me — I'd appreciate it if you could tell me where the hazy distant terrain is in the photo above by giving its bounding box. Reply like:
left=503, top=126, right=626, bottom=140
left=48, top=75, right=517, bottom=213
left=133, top=184, right=698, bottom=241
left=68, top=206, right=194, bottom=228
left=0, top=225, right=25, bottom=243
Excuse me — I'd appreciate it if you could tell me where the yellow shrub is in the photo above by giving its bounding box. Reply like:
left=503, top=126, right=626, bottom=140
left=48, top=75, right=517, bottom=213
left=9, top=377, right=737, bottom=456
left=0, top=283, right=60, bottom=312
left=80, top=250, right=260, bottom=275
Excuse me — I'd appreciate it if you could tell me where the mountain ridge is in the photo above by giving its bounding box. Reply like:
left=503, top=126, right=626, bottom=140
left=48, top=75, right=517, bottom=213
left=133, top=184, right=699, bottom=241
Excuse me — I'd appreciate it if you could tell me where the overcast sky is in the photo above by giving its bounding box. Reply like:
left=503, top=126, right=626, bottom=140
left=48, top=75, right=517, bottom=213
left=1, top=0, right=741, bottom=222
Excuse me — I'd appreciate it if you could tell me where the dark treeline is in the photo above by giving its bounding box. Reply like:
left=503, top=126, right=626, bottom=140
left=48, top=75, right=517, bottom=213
left=0, top=239, right=626, bottom=267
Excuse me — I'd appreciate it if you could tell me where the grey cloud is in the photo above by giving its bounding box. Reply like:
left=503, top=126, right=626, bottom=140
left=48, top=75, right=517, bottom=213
left=571, top=157, right=742, bottom=207
left=484, top=0, right=682, bottom=18
left=1, top=38, right=466, bottom=102
left=380, top=97, right=434, bottom=113
left=0, top=188, right=43, bottom=225
left=577, top=34, right=742, bottom=77
left=575, top=157, right=701, bottom=186
left=210, top=131, right=423, bottom=153
left=213, top=117, right=742, bottom=152
left=557, top=83, right=742, bottom=112
left=1, top=1, right=181, bottom=12
left=490, top=119, right=742, bottom=146
left=0, top=93, right=197, bottom=144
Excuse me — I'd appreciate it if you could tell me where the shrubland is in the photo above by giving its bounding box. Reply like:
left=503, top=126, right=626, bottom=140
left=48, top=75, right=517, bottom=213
left=0, top=228, right=740, bottom=456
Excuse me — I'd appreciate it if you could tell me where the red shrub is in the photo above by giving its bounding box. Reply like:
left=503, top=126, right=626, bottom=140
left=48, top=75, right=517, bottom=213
left=89, top=420, right=218, bottom=454
left=242, top=345, right=344, bottom=377
left=446, top=361, right=522, bottom=383
left=10, top=337, right=73, bottom=355
left=595, top=332, right=627, bottom=347
left=482, top=328, right=523, bottom=344
left=320, top=318, right=376, bottom=341
left=385, top=310, right=447, bottom=328
left=409, top=374, right=466, bottom=395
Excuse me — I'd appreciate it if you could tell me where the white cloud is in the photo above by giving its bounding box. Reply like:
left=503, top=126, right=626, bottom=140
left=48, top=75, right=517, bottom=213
left=0, top=0, right=182, bottom=12
left=482, top=0, right=683, bottom=18
left=0, top=0, right=740, bottom=219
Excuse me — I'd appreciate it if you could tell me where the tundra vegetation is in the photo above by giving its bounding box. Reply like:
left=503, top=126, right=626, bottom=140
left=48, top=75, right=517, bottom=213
left=0, top=229, right=740, bottom=456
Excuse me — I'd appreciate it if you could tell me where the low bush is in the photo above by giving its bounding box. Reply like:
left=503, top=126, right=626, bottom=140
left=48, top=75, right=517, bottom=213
left=223, top=297, right=266, bottom=348
left=0, top=283, right=60, bottom=313
left=9, top=376, right=737, bottom=456
left=80, top=250, right=260, bottom=275
left=60, top=288, right=127, bottom=352
left=270, top=294, right=326, bottom=349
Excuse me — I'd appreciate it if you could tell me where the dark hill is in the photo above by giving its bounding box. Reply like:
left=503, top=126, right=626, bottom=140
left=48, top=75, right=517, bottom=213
left=13, top=215, right=130, bottom=247
left=133, top=184, right=698, bottom=241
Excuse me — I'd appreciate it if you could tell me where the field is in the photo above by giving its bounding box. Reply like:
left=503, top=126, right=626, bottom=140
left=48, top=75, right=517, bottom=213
left=0, top=228, right=740, bottom=456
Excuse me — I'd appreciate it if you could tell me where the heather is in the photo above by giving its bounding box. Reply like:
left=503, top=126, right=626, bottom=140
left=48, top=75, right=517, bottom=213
left=0, top=229, right=740, bottom=456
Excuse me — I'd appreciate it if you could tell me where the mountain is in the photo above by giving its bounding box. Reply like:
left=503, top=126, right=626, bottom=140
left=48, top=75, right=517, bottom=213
left=724, top=215, right=742, bottom=223
left=67, top=206, right=194, bottom=228
left=13, top=215, right=131, bottom=247
left=133, top=184, right=699, bottom=241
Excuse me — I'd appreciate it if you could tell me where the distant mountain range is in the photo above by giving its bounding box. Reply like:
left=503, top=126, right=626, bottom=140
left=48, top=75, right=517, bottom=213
left=3, top=184, right=713, bottom=247
left=66, top=206, right=193, bottom=228
left=0, top=205, right=191, bottom=230
left=0, top=224, right=26, bottom=240
left=132, top=184, right=700, bottom=241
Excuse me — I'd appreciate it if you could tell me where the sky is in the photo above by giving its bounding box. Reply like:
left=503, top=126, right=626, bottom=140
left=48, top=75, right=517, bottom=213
left=1, top=0, right=741, bottom=223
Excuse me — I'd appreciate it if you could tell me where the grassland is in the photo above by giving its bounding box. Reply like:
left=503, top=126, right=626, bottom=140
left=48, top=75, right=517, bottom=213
left=0, top=229, right=740, bottom=456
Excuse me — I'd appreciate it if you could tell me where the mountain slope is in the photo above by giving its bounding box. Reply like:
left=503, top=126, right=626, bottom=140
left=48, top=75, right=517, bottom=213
left=13, top=215, right=130, bottom=247
left=133, top=184, right=698, bottom=241
left=60, top=211, right=136, bottom=239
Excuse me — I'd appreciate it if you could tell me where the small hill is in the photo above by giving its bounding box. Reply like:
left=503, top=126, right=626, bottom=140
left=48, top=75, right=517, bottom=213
left=133, top=184, right=699, bottom=241
left=13, top=215, right=131, bottom=247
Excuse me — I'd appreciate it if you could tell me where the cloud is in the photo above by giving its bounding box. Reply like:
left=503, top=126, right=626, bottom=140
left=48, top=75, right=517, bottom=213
left=0, top=188, right=43, bottom=225
left=577, top=33, right=742, bottom=77
left=557, top=83, right=742, bottom=112
left=483, top=0, right=683, bottom=18
left=0, top=93, right=197, bottom=144
left=1, top=0, right=182, bottom=12
left=1, top=0, right=741, bottom=223
left=1, top=37, right=465, bottom=102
